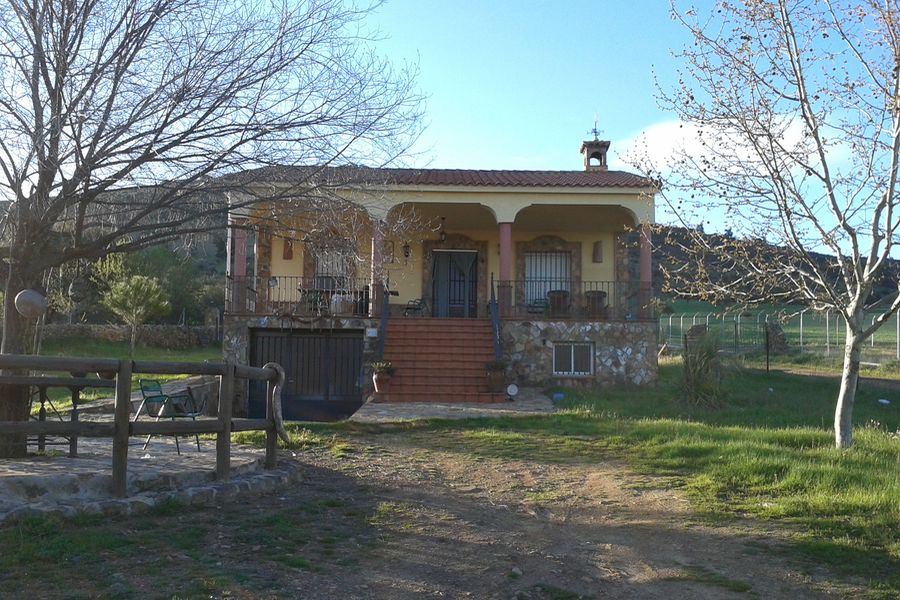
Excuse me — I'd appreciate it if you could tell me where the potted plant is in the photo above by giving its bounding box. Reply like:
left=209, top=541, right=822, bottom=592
left=485, top=360, right=507, bottom=393
left=371, top=360, right=395, bottom=393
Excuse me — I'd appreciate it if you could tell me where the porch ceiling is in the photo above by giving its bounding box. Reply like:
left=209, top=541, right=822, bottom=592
left=388, top=203, right=497, bottom=230
left=514, top=204, right=638, bottom=232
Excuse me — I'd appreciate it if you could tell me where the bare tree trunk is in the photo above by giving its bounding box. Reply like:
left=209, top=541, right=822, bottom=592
left=835, top=325, right=864, bottom=449
left=130, top=324, right=137, bottom=358
left=0, top=266, right=36, bottom=457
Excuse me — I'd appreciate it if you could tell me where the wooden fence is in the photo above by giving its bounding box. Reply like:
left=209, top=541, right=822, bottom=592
left=0, top=355, right=289, bottom=497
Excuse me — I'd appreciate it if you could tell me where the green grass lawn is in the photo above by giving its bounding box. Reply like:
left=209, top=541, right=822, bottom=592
left=28, top=338, right=222, bottom=414
left=41, top=337, right=222, bottom=362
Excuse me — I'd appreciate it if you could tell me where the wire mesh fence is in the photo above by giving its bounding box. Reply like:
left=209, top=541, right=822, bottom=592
left=659, top=309, right=900, bottom=365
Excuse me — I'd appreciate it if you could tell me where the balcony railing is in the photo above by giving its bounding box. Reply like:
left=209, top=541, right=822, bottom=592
left=491, top=279, right=655, bottom=321
left=226, top=276, right=372, bottom=317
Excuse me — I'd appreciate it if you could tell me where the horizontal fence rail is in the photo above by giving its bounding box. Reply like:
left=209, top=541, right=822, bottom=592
left=226, top=275, right=372, bottom=317
left=491, top=279, right=655, bottom=321
left=659, top=309, right=900, bottom=365
left=0, top=355, right=290, bottom=498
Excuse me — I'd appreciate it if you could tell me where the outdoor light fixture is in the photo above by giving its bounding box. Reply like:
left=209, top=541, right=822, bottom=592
left=267, top=276, right=279, bottom=288
left=439, top=216, right=447, bottom=242
left=402, top=242, right=411, bottom=258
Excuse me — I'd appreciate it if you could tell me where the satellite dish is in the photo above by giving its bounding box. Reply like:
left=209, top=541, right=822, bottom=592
left=14, top=289, right=48, bottom=319
left=506, top=383, right=519, bottom=398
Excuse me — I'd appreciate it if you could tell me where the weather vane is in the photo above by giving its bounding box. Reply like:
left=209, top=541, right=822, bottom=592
left=588, top=118, right=603, bottom=140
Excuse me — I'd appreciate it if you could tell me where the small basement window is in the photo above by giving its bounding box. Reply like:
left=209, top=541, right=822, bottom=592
left=552, top=342, right=594, bottom=376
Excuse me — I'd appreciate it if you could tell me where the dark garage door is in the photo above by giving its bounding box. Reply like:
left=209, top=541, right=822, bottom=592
left=248, top=329, right=364, bottom=421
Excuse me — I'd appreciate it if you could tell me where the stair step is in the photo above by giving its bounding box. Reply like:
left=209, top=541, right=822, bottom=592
left=385, top=332, right=494, bottom=341
left=388, top=381, right=494, bottom=392
left=373, top=391, right=508, bottom=404
left=379, top=317, right=501, bottom=405
left=384, top=366, right=489, bottom=377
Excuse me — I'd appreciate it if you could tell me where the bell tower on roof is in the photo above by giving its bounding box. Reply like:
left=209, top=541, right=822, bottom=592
left=580, top=122, right=610, bottom=171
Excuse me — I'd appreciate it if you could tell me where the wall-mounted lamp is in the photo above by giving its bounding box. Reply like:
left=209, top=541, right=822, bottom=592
left=402, top=242, right=411, bottom=258
left=439, top=216, right=447, bottom=243
left=267, top=276, right=279, bottom=288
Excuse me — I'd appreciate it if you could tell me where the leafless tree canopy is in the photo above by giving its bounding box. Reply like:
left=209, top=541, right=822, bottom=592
left=647, top=0, right=900, bottom=447
left=0, top=0, right=422, bottom=265
left=652, top=0, right=900, bottom=321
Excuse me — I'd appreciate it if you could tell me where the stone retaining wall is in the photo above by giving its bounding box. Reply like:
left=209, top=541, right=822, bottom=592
left=43, top=324, right=218, bottom=349
left=502, top=320, right=657, bottom=387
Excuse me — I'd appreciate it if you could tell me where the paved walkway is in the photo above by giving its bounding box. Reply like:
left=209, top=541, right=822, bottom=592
left=351, top=387, right=556, bottom=422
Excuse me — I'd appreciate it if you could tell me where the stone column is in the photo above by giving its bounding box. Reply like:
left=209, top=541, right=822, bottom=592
left=227, top=217, right=248, bottom=312
left=498, top=222, right=513, bottom=315
left=370, top=220, right=385, bottom=317
left=255, top=229, right=272, bottom=314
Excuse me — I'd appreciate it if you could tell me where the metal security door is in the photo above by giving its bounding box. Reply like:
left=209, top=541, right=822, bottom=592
left=248, top=329, right=364, bottom=421
left=432, top=250, right=477, bottom=318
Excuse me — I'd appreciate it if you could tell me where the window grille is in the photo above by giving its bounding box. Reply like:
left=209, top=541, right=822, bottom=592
left=524, top=251, right=571, bottom=303
left=315, top=249, right=352, bottom=290
left=552, top=342, right=594, bottom=376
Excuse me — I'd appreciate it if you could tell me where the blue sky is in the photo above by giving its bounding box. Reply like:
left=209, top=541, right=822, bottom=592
left=369, top=1, right=690, bottom=171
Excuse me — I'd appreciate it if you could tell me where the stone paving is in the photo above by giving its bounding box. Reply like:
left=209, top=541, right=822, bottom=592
left=351, top=387, right=557, bottom=422
left=0, top=434, right=301, bottom=525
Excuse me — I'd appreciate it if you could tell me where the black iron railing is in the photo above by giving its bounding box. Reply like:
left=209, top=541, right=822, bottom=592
left=225, top=275, right=371, bottom=317
left=491, top=279, right=655, bottom=321
left=489, top=275, right=502, bottom=361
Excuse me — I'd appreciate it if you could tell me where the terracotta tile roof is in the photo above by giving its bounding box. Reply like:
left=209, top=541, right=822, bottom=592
left=227, top=165, right=653, bottom=189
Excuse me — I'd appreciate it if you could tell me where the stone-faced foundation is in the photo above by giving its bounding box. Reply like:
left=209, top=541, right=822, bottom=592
left=501, top=320, right=657, bottom=387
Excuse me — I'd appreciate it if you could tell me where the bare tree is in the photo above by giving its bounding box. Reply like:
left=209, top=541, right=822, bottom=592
left=646, top=0, right=900, bottom=448
left=0, top=0, right=422, bottom=454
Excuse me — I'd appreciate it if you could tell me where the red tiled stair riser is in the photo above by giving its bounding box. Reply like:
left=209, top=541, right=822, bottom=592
left=375, top=318, right=506, bottom=403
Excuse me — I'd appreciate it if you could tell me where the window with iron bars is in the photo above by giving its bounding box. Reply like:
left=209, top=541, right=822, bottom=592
left=552, top=342, right=594, bottom=376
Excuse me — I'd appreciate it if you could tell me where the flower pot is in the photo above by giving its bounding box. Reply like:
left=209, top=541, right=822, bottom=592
left=373, top=372, right=392, bottom=393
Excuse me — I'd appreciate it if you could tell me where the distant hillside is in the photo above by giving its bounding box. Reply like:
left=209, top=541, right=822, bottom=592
left=652, top=225, right=900, bottom=305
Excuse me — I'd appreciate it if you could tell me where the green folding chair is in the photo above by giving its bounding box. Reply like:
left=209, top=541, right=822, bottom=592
left=137, top=379, right=205, bottom=454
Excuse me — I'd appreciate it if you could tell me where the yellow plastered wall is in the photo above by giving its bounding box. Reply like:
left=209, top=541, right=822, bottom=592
left=270, top=237, right=301, bottom=277
left=382, top=229, right=620, bottom=308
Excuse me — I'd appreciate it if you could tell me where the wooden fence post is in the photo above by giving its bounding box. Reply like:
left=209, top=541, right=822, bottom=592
left=216, top=361, right=235, bottom=480
left=112, top=360, right=133, bottom=498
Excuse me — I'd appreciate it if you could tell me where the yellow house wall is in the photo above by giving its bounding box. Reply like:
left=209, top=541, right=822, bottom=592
left=382, top=229, right=619, bottom=307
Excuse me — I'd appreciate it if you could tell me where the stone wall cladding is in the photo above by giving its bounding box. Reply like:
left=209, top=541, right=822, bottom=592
left=43, top=324, right=217, bottom=349
left=223, top=315, right=381, bottom=416
left=501, top=320, right=657, bottom=387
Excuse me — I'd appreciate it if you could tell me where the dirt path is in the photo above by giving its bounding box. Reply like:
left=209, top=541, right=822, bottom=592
left=4, top=428, right=858, bottom=599
left=281, top=433, right=847, bottom=599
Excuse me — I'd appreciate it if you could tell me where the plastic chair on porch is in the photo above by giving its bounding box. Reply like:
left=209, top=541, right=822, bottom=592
left=403, top=298, right=428, bottom=317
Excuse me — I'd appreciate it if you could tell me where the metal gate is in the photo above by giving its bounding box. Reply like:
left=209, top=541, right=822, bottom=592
left=432, top=250, right=477, bottom=318
left=248, top=329, right=364, bottom=421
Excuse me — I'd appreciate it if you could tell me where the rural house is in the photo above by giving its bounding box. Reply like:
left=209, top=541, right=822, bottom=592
left=223, top=138, right=657, bottom=420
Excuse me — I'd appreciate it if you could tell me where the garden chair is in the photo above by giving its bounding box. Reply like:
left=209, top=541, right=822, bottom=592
left=526, top=298, right=549, bottom=316
left=403, top=298, right=428, bottom=316
left=137, top=379, right=206, bottom=454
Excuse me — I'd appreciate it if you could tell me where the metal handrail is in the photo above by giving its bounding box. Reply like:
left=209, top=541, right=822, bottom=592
left=377, top=285, right=390, bottom=360
left=489, top=273, right=502, bottom=361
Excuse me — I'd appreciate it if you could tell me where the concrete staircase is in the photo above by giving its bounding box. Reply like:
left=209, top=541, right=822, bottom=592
left=379, top=318, right=506, bottom=403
